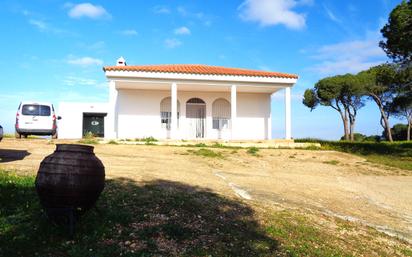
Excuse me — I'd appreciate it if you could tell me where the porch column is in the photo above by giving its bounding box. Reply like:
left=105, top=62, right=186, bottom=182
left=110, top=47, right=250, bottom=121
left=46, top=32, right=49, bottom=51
left=285, top=87, right=291, bottom=140
left=107, top=80, right=118, bottom=139
left=267, top=93, right=272, bottom=140
left=171, top=82, right=178, bottom=139
left=231, top=85, right=237, bottom=140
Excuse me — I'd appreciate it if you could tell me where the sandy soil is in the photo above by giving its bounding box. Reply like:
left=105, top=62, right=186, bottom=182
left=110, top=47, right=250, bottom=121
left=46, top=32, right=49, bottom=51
left=1, top=138, right=411, bottom=242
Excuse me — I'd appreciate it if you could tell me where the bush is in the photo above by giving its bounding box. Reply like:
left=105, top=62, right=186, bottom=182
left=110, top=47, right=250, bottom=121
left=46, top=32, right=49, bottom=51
left=247, top=147, right=260, bottom=156
left=385, top=123, right=411, bottom=141
left=295, top=138, right=412, bottom=156
left=78, top=132, right=99, bottom=145
left=188, top=148, right=223, bottom=158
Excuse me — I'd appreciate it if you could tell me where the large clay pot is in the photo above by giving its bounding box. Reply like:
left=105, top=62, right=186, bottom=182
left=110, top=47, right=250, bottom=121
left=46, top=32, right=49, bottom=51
left=35, top=144, right=105, bottom=215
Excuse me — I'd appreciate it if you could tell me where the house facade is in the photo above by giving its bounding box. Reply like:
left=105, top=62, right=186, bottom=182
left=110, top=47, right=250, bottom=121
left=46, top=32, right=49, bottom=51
left=58, top=57, right=297, bottom=140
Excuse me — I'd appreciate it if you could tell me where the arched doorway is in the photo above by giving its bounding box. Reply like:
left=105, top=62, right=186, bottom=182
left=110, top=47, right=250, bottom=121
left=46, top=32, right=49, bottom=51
left=186, top=98, right=206, bottom=138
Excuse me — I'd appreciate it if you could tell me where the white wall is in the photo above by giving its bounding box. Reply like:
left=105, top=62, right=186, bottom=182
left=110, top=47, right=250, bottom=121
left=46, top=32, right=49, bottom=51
left=116, top=89, right=271, bottom=140
left=57, top=102, right=108, bottom=139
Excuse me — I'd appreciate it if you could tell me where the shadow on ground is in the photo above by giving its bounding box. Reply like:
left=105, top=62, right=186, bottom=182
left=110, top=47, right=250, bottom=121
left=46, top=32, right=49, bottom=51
left=0, top=176, right=279, bottom=256
left=0, top=149, right=31, bottom=163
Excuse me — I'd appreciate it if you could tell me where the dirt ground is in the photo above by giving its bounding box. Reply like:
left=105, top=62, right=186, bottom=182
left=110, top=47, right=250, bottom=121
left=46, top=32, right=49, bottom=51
left=1, top=138, right=411, bottom=243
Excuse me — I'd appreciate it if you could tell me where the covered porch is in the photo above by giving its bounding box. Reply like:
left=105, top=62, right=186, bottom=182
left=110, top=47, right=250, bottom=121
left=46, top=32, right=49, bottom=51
left=105, top=80, right=292, bottom=141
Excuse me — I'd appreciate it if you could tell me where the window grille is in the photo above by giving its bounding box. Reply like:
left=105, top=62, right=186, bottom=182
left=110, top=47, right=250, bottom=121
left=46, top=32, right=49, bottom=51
left=212, top=98, right=231, bottom=130
left=160, top=97, right=180, bottom=129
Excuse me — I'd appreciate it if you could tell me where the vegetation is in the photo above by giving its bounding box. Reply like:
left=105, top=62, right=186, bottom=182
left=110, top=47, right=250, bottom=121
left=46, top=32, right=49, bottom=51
left=303, top=1, right=412, bottom=142
left=379, top=0, right=412, bottom=65
left=340, top=133, right=381, bottom=142
left=323, top=160, right=340, bottom=165
left=388, top=123, right=412, bottom=141
left=296, top=138, right=412, bottom=170
left=77, top=132, right=99, bottom=145
left=107, top=140, right=119, bottom=145
left=1, top=171, right=410, bottom=257
left=303, top=74, right=364, bottom=141
left=247, top=147, right=260, bottom=156
left=187, top=148, right=223, bottom=158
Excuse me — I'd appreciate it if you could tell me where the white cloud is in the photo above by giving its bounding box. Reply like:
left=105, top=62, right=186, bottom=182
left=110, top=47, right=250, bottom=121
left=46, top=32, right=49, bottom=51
left=238, top=0, right=308, bottom=30
left=174, top=26, right=191, bottom=35
left=67, top=3, right=110, bottom=19
left=177, top=6, right=212, bottom=26
left=119, top=29, right=138, bottom=36
left=308, top=34, right=387, bottom=75
left=323, top=5, right=341, bottom=23
left=164, top=38, right=182, bottom=48
left=67, top=56, right=103, bottom=66
left=28, top=19, right=68, bottom=34
left=153, top=5, right=170, bottom=14
left=29, top=19, right=47, bottom=31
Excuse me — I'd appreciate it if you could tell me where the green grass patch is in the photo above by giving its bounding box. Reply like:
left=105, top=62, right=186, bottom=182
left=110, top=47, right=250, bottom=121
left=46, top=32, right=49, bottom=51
left=77, top=138, right=99, bottom=145
left=77, top=132, right=100, bottom=145
left=247, top=147, right=260, bottom=156
left=0, top=171, right=275, bottom=256
left=107, top=140, right=118, bottom=145
left=323, top=160, right=340, bottom=165
left=187, top=148, right=223, bottom=158
left=135, top=137, right=158, bottom=143
left=1, top=171, right=410, bottom=256
left=296, top=139, right=412, bottom=171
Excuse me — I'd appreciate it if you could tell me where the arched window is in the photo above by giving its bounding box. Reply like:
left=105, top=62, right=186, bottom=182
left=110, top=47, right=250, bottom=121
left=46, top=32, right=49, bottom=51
left=212, top=98, right=231, bottom=130
left=160, top=97, right=180, bottom=129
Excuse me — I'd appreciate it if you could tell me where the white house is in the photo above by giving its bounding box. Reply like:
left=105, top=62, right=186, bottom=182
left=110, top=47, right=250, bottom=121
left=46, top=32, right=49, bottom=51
left=58, top=57, right=297, bottom=140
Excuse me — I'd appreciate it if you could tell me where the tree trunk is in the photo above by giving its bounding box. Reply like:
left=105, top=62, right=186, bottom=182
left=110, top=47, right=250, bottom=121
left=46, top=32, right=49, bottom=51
left=381, top=112, right=393, bottom=142
left=408, top=119, right=411, bottom=141
left=349, top=117, right=355, bottom=141
left=370, top=93, right=393, bottom=142
left=338, top=110, right=349, bottom=140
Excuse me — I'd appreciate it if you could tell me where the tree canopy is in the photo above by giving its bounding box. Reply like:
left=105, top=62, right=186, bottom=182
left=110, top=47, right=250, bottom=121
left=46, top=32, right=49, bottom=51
left=379, top=0, right=412, bottom=64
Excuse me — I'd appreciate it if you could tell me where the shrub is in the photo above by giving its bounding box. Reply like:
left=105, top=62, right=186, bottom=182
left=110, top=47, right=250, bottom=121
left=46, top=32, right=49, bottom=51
left=78, top=132, right=99, bottom=145
left=212, top=142, right=225, bottom=148
left=247, top=147, right=259, bottom=156
left=144, top=137, right=157, bottom=145
left=188, top=148, right=223, bottom=158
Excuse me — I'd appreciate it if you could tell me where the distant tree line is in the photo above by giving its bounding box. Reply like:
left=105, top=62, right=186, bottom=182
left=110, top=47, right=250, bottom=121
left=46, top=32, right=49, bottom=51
left=303, top=0, right=412, bottom=141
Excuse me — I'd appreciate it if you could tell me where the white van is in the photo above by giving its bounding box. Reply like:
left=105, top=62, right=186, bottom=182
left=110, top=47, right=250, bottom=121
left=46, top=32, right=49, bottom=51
left=15, top=102, right=60, bottom=138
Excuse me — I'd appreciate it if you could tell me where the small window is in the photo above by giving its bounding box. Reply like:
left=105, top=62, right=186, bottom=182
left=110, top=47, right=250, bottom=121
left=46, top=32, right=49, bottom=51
left=22, top=104, right=51, bottom=116
left=160, top=97, right=180, bottom=129
left=212, top=98, right=231, bottom=130
left=213, top=118, right=229, bottom=129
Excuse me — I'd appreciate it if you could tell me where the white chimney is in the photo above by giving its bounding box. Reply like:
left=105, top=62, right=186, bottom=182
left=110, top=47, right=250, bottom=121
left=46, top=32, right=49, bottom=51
left=116, top=56, right=126, bottom=66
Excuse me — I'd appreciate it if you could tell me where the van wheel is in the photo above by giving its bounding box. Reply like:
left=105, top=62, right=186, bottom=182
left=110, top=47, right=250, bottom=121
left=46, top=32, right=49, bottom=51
left=52, top=133, right=58, bottom=139
left=15, top=131, right=21, bottom=139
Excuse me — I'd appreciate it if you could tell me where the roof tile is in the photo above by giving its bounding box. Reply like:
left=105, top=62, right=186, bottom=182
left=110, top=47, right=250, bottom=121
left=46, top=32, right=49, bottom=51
left=103, top=64, right=298, bottom=79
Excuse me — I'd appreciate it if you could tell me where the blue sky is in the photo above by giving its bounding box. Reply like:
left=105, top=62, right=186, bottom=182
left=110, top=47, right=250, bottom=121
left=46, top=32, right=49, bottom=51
left=0, top=0, right=404, bottom=139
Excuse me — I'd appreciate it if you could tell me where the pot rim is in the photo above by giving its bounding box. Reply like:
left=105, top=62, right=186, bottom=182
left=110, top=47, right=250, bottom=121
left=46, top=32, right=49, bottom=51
left=56, top=144, right=94, bottom=153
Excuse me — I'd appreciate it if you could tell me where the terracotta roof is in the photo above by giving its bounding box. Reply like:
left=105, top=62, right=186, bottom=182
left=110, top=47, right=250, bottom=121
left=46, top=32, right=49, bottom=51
left=103, top=64, right=298, bottom=79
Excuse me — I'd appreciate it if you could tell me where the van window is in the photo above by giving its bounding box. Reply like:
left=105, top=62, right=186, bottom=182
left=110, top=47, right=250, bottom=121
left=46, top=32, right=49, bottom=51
left=22, top=105, right=51, bottom=116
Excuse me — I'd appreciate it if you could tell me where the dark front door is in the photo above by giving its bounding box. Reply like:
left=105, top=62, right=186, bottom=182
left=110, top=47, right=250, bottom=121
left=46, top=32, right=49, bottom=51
left=83, top=113, right=106, bottom=137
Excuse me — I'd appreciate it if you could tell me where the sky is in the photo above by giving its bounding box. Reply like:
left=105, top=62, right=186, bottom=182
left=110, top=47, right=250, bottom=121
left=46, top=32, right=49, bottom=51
left=0, top=0, right=405, bottom=139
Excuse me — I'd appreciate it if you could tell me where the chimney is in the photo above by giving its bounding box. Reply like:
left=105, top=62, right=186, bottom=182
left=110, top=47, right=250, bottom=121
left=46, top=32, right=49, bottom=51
left=116, top=56, right=126, bottom=66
